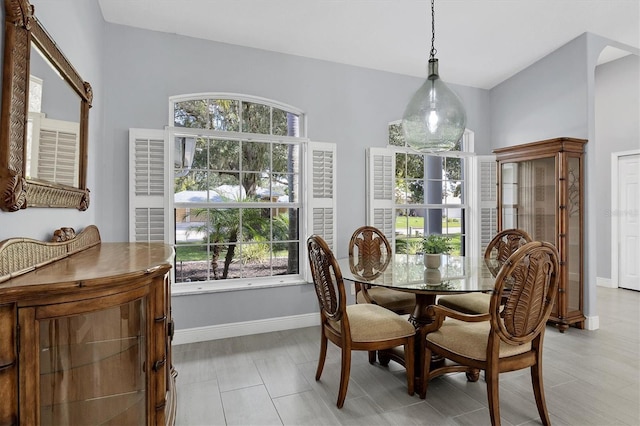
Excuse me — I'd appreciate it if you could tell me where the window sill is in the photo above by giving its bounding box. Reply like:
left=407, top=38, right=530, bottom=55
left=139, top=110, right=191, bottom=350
left=171, top=275, right=309, bottom=296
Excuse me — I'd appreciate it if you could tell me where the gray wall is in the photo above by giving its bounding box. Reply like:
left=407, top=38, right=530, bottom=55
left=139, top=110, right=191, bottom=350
left=0, top=0, right=104, bottom=241
left=488, top=32, right=639, bottom=320
left=490, top=35, right=590, bottom=147
left=595, top=54, right=640, bottom=278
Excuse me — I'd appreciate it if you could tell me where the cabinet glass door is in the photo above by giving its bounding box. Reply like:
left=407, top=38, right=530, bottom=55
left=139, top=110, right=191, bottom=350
left=566, top=155, right=582, bottom=313
left=39, top=298, right=147, bottom=425
left=501, top=157, right=556, bottom=242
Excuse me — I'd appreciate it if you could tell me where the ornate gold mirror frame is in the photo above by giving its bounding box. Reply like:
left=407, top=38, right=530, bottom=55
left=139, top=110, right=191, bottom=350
left=0, top=0, right=92, bottom=211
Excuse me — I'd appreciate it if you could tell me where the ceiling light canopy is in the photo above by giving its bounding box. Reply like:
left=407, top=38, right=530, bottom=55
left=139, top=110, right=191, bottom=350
left=402, top=0, right=467, bottom=153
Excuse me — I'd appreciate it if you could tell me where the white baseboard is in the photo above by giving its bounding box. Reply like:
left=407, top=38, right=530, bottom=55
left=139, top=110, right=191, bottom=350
left=173, top=313, right=319, bottom=346
left=596, top=277, right=616, bottom=288
left=584, top=315, right=599, bottom=331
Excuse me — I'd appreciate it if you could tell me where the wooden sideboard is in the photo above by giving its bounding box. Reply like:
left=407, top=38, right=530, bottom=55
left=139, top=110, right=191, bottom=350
left=0, top=226, right=176, bottom=425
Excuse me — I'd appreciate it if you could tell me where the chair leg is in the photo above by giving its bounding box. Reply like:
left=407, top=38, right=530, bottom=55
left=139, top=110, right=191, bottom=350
left=531, top=360, right=551, bottom=426
left=419, top=345, right=432, bottom=399
left=368, top=350, right=376, bottom=364
left=315, top=332, right=328, bottom=381
left=404, top=337, right=415, bottom=396
left=486, top=367, right=501, bottom=426
left=465, top=368, right=481, bottom=382
left=336, top=347, right=352, bottom=408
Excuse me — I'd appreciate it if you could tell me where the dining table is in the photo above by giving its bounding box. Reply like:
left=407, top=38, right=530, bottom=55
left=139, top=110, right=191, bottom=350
left=337, top=253, right=498, bottom=395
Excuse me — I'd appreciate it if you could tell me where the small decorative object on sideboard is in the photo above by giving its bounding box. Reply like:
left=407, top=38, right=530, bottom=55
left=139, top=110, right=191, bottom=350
left=422, top=234, right=451, bottom=269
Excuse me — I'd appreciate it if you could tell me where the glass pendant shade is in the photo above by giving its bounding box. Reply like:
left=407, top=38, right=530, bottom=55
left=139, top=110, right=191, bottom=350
left=402, top=59, right=467, bottom=152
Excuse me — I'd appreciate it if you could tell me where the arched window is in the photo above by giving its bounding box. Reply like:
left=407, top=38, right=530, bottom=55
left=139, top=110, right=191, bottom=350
left=169, top=94, right=305, bottom=284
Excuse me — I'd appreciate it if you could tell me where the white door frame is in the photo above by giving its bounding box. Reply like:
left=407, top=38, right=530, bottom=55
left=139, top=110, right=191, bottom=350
left=611, top=149, right=640, bottom=289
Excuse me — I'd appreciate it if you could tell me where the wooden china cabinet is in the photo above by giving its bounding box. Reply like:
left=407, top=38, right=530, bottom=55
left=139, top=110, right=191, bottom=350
left=0, top=226, right=176, bottom=425
left=494, top=137, right=586, bottom=332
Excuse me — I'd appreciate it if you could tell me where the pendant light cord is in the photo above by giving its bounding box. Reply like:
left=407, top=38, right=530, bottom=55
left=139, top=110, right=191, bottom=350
left=429, top=0, right=437, bottom=60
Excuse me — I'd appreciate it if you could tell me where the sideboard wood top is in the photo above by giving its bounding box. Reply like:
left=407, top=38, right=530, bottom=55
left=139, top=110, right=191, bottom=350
left=0, top=226, right=173, bottom=303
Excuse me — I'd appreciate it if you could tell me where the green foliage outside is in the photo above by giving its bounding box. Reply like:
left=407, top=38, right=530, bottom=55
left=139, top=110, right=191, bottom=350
left=395, top=216, right=460, bottom=229
left=173, top=97, right=300, bottom=280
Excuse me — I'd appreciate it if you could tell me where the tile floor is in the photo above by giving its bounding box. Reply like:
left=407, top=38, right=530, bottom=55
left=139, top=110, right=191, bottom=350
left=172, top=286, right=639, bottom=425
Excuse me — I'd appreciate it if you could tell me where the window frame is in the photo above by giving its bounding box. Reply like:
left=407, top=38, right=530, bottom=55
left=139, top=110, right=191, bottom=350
left=368, top=125, right=477, bottom=257
left=395, top=149, right=472, bottom=257
left=168, top=93, right=309, bottom=294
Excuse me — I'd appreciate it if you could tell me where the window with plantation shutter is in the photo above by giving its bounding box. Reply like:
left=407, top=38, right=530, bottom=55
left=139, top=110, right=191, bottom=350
left=369, top=126, right=477, bottom=257
left=129, top=95, right=336, bottom=292
left=129, top=129, right=169, bottom=242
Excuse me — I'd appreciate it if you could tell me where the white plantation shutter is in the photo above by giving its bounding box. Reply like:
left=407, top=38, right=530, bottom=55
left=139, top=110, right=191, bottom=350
left=474, top=155, right=497, bottom=257
left=305, top=141, right=337, bottom=252
left=366, top=147, right=395, bottom=244
left=29, top=114, right=79, bottom=187
left=129, top=129, right=170, bottom=242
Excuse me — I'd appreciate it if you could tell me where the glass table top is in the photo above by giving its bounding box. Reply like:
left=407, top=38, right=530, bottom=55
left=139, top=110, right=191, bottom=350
left=337, top=254, right=497, bottom=294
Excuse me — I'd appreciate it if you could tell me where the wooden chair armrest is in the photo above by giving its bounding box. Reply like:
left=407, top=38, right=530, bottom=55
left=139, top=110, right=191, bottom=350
left=422, top=304, right=491, bottom=333
left=358, top=282, right=375, bottom=304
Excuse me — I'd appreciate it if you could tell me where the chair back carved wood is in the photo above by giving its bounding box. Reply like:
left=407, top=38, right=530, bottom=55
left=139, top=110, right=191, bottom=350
left=348, top=225, right=392, bottom=279
left=422, top=241, right=560, bottom=426
left=307, top=234, right=416, bottom=408
left=347, top=226, right=415, bottom=316
left=484, top=228, right=532, bottom=277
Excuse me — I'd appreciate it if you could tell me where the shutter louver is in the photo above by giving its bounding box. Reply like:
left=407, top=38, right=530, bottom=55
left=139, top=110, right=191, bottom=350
left=29, top=114, right=79, bottom=187
left=306, top=143, right=337, bottom=251
left=129, top=129, right=168, bottom=242
left=312, top=208, right=334, bottom=249
left=373, top=153, right=393, bottom=201
left=134, top=208, right=165, bottom=242
left=478, top=156, right=497, bottom=254
left=312, top=150, right=334, bottom=199
left=304, top=141, right=337, bottom=282
left=366, top=148, right=395, bottom=244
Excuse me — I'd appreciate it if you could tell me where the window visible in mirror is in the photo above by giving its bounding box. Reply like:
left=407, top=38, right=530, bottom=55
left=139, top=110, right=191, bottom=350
left=26, top=44, right=81, bottom=187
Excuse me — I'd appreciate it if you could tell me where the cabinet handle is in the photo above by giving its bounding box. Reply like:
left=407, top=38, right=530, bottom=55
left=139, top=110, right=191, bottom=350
left=168, top=319, right=175, bottom=340
left=155, top=314, right=167, bottom=323
left=153, top=356, right=166, bottom=372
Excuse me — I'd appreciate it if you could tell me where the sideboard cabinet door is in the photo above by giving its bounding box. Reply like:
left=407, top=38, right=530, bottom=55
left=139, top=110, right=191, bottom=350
left=0, top=303, right=17, bottom=425
left=19, top=287, right=151, bottom=425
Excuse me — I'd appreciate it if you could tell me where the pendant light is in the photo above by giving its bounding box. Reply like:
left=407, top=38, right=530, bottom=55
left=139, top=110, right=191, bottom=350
left=402, top=0, right=466, bottom=153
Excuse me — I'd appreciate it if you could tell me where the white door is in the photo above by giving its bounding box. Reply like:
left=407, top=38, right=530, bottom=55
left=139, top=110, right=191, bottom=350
left=618, top=153, right=640, bottom=290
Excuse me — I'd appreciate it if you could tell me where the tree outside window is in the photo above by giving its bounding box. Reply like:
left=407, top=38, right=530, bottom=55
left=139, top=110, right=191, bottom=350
left=172, top=96, right=302, bottom=283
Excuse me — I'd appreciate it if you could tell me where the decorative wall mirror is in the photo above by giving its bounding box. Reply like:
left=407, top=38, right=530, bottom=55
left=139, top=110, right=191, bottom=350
left=0, top=0, right=92, bottom=211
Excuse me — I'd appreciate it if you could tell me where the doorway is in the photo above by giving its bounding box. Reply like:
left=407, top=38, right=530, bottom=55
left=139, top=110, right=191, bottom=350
left=612, top=151, right=640, bottom=291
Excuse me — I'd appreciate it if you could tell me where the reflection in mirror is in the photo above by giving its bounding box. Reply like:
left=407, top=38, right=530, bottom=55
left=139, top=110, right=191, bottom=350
left=27, top=45, right=81, bottom=187
left=0, top=0, right=92, bottom=211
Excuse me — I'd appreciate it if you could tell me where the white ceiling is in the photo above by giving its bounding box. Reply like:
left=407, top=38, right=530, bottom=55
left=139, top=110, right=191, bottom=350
left=97, top=0, right=639, bottom=89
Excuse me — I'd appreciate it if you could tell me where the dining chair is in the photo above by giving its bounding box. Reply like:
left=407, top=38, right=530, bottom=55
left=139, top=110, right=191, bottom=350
left=349, top=226, right=416, bottom=315
left=420, top=241, right=559, bottom=426
left=437, top=228, right=532, bottom=314
left=307, top=234, right=416, bottom=408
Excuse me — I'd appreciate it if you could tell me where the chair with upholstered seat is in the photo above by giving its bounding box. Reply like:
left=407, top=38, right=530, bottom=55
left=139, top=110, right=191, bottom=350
left=437, top=228, right=532, bottom=314
left=307, top=234, right=416, bottom=408
left=349, top=226, right=416, bottom=315
left=420, top=241, right=559, bottom=426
